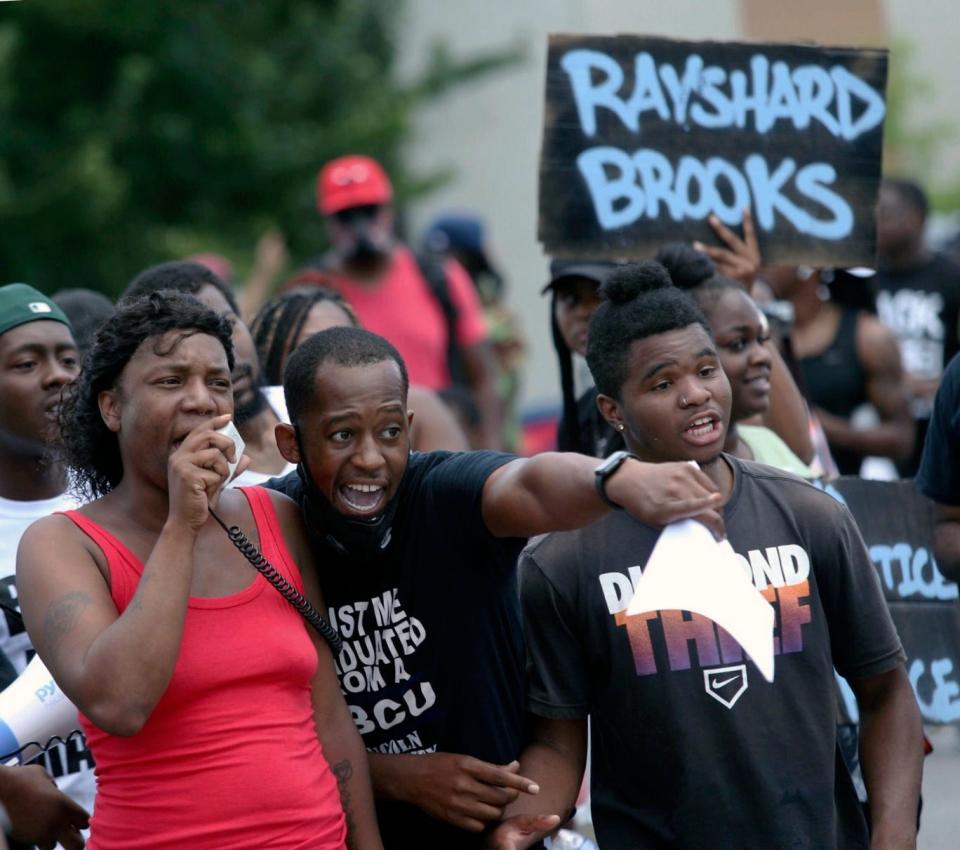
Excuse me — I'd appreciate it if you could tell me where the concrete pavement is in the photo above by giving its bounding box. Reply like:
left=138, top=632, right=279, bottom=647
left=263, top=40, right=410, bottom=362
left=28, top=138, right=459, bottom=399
left=919, top=725, right=960, bottom=850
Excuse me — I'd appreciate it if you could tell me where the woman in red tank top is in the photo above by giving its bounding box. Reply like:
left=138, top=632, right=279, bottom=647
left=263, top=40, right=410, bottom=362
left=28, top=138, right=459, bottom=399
left=15, top=290, right=383, bottom=850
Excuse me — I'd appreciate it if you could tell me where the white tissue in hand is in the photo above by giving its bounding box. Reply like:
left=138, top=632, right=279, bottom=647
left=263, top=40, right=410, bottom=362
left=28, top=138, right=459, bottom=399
left=216, top=420, right=245, bottom=482
left=627, top=519, right=776, bottom=682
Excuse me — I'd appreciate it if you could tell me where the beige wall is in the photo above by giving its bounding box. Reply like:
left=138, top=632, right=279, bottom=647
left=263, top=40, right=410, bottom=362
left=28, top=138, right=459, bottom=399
left=398, top=0, right=959, bottom=413
left=398, top=1, right=740, bottom=411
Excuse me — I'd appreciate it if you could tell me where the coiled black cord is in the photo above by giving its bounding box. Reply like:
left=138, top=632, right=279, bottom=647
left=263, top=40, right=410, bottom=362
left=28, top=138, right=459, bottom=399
left=208, top=508, right=342, bottom=655
left=2, top=730, right=87, bottom=765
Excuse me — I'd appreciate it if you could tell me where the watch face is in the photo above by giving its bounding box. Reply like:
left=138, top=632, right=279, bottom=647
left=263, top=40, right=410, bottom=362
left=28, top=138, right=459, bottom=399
left=596, top=451, right=632, bottom=510
left=598, top=450, right=630, bottom=474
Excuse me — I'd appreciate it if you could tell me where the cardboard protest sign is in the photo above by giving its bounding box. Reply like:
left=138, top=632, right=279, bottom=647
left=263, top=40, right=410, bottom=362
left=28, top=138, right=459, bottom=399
left=539, top=35, right=888, bottom=266
left=821, top=478, right=960, bottom=724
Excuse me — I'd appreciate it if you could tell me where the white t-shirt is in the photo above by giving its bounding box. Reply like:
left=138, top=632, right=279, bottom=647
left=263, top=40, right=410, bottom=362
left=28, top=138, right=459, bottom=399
left=263, top=384, right=289, bottom=422
left=0, top=491, right=97, bottom=821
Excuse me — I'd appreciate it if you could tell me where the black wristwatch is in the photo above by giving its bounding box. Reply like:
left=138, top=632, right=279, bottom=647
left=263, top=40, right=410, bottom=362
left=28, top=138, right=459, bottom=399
left=594, top=450, right=638, bottom=510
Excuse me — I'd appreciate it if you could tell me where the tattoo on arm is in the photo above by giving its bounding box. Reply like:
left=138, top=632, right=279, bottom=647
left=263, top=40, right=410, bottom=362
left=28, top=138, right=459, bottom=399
left=332, top=759, right=357, bottom=848
left=41, top=591, right=92, bottom=653
left=127, top=572, right=151, bottom=612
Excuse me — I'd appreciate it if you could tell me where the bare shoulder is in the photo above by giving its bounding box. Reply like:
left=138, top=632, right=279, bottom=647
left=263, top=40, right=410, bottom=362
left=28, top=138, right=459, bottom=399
left=261, top=487, right=302, bottom=526
left=255, top=487, right=312, bottom=567
left=16, top=512, right=109, bottom=600
left=18, top=513, right=91, bottom=562
left=856, top=312, right=901, bottom=370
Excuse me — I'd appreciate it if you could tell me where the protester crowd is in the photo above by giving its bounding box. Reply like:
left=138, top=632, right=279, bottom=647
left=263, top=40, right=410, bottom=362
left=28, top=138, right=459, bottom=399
left=0, top=148, right=956, bottom=850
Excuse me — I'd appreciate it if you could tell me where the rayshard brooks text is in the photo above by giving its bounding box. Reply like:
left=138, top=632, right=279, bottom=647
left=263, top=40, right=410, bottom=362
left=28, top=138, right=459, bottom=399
left=538, top=36, right=889, bottom=265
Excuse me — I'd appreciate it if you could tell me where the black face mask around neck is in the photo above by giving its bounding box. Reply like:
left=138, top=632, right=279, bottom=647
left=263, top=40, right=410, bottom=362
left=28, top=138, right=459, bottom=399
left=293, top=427, right=403, bottom=564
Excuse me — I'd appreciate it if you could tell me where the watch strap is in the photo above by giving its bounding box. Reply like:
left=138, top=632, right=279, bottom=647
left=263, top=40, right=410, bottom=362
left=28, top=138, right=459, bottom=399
left=594, top=450, right=637, bottom=510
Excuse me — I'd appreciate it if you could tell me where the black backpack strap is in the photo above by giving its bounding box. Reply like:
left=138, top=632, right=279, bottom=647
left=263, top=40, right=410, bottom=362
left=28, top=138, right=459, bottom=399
left=311, top=250, right=469, bottom=387
left=415, top=251, right=468, bottom=386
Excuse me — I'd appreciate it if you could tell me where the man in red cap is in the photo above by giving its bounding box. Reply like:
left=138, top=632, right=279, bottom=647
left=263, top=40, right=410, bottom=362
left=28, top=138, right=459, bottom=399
left=313, top=154, right=503, bottom=448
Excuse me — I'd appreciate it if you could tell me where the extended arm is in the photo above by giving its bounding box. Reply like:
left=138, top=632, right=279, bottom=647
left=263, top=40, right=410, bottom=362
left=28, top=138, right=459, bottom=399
left=239, top=229, right=288, bottom=321
left=481, top=453, right=723, bottom=539
left=486, top=717, right=587, bottom=850
left=272, top=492, right=382, bottom=850
left=850, top=666, right=923, bottom=850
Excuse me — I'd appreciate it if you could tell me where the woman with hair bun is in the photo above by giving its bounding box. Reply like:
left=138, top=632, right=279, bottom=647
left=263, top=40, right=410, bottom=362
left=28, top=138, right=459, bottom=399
left=497, top=260, right=922, bottom=850
left=658, top=244, right=815, bottom=475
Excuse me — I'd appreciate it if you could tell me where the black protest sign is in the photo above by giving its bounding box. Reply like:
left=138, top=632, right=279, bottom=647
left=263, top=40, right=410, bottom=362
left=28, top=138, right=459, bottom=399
left=822, top=478, right=960, bottom=724
left=539, top=35, right=888, bottom=266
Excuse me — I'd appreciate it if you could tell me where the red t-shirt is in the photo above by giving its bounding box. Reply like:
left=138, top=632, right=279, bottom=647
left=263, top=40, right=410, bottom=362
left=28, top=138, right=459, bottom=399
left=63, top=487, right=347, bottom=850
left=327, top=246, right=488, bottom=389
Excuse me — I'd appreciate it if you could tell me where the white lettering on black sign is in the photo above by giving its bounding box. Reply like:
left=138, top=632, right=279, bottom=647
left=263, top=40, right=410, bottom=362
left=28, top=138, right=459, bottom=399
left=539, top=35, right=888, bottom=266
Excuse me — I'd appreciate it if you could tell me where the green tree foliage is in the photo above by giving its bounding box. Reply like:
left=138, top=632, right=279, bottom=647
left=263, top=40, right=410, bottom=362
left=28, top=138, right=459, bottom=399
left=882, top=38, right=959, bottom=210
left=0, top=1, right=519, bottom=295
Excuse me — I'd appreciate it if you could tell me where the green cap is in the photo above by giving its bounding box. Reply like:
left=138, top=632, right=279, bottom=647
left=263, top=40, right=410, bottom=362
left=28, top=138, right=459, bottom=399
left=0, top=283, right=72, bottom=338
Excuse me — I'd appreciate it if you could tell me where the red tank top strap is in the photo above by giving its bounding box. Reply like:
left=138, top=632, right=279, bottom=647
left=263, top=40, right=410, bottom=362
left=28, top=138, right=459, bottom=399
left=57, top=510, right=143, bottom=611
left=236, top=486, right=306, bottom=596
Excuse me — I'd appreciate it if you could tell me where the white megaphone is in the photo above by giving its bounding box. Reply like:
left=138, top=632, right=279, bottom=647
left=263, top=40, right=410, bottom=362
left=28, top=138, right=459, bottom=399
left=0, top=655, right=81, bottom=762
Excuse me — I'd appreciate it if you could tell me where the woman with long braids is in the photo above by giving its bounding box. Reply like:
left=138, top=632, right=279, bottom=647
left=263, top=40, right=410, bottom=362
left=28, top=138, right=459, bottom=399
left=546, top=260, right=625, bottom=458
left=251, top=279, right=469, bottom=452
left=250, top=278, right=360, bottom=387
left=16, top=291, right=382, bottom=850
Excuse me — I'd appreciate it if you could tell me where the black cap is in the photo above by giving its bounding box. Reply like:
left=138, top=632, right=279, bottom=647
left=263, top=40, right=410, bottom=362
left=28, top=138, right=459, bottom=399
left=541, top=259, right=617, bottom=295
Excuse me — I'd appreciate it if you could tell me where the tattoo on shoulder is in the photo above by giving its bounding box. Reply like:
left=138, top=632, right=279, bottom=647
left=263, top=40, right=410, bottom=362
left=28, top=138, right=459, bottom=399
left=42, top=591, right=92, bottom=653
left=332, top=759, right=357, bottom=846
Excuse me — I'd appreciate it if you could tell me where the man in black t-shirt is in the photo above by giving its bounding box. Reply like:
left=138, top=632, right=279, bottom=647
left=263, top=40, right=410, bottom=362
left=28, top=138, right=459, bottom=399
left=916, top=352, right=960, bottom=582
left=873, top=178, right=960, bottom=475
left=492, top=262, right=923, bottom=850
left=266, top=326, right=726, bottom=849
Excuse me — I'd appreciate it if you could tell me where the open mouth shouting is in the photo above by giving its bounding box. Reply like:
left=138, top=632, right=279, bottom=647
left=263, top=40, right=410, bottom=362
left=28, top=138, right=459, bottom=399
left=339, top=482, right=387, bottom=516
left=682, top=413, right=724, bottom=448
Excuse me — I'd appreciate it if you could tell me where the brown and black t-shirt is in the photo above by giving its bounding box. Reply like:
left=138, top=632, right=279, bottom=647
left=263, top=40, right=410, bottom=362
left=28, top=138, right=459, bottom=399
left=521, top=454, right=904, bottom=850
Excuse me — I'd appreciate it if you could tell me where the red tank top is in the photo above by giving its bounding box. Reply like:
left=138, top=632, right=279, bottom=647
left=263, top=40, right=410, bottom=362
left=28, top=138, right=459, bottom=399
left=62, top=486, right=347, bottom=850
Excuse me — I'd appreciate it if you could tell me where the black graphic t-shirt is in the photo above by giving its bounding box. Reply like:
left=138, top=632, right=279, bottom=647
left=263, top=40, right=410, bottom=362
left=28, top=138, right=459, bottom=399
left=268, top=451, right=527, bottom=849
left=872, top=253, right=960, bottom=416
left=916, top=352, right=960, bottom=506
left=521, top=456, right=904, bottom=850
